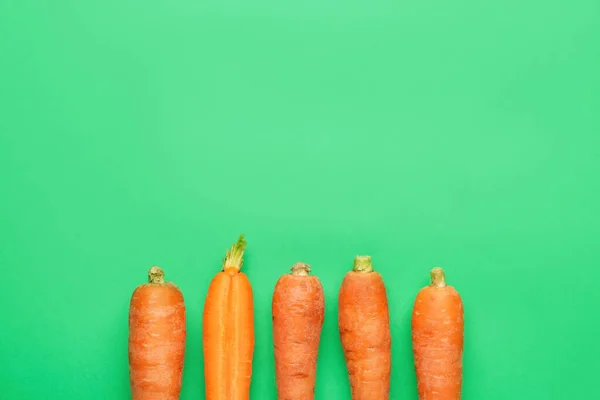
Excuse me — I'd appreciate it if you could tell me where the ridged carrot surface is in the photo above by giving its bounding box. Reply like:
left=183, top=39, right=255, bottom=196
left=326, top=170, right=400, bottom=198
left=338, top=256, right=392, bottom=400
left=272, top=262, right=325, bottom=400
left=203, top=235, right=254, bottom=400
left=412, top=267, right=464, bottom=400
left=128, top=266, right=186, bottom=400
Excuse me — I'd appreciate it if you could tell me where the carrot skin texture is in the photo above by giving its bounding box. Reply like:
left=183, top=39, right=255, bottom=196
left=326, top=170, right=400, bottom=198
left=128, top=268, right=186, bottom=400
left=412, top=268, right=464, bottom=400
left=272, top=263, right=325, bottom=400
left=203, top=235, right=254, bottom=400
left=338, top=257, right=391, bottom=400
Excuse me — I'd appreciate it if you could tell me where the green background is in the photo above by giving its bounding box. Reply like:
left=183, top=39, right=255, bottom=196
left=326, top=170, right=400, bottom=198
left=1, top=1, right=599, bottom=399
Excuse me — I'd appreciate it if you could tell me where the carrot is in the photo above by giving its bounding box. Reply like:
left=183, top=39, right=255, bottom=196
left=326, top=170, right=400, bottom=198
left=272, top=262, right=325, bottom=400
left=202, top=234, right=255, bottom=400
left=128, top=266, right=186, bottom=400
left=411, top=267, right=464, bottom=400
left=338, top=255, right=392, bottom=400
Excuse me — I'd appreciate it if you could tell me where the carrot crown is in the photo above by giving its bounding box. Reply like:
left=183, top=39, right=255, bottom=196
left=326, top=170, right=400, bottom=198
left=223, top=234, right=247, bottom=271
left=353, top=255, right=373, bottom=273
left=291, top=262, right=310, bottom=276
left=148, top=266, right=165, bottom=284
left=430, top=267, right=446, bottom=287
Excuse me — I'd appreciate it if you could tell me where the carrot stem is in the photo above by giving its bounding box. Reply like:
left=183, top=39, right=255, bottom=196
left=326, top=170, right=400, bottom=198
left=353, top=255, right=373, bottom=273
left=223, top=234, right=247, bottom=271
left=430, top=267, right=446, bottom=287
left=290, top=262, right=311, bottom=276
left=148, top=266, right=165, bottom=284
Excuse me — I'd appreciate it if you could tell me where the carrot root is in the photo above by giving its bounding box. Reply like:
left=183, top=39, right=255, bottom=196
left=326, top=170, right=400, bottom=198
left=128, top=266, right=186, bottom=400
left=338, top=256, right=391, bottom=400
left=203, top=235, right=255, bottom=400
left=412, top=267, right=464, bottom=400
left=273, top=262, right=325, bottom=400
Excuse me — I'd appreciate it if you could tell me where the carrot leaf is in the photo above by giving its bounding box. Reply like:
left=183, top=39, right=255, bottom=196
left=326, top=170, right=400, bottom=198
left=223, top=234, right=247, bottom=271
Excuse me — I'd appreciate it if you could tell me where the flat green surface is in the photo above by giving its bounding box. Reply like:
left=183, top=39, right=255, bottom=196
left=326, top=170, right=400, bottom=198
left=1, top=1, right=599, bottom=399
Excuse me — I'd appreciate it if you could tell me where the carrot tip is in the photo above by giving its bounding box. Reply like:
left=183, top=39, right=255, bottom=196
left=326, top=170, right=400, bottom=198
left=148, top=266, right=165, bottom=284
left=353, top=255, right=373, bottom=273
left=222, top=234, right=247, bottom=271
left=430, top=267, right=446, bottom=287
left=290, top=262, right=311, bottom=276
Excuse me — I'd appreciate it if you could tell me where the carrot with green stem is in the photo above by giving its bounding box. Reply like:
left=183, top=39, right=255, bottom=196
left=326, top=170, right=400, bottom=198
left=272, top=262, right=325, bottom=400
left=128, top=266, right=186, bottom=400
left=203, top=234, right=254, bottom=400
left=412, top=267, right=464, bottom=400
left=338, top=255, right=392, bottom=400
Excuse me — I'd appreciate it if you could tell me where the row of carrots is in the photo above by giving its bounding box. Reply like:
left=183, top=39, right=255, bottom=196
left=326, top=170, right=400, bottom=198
left=129, top=235, right=464, bottom=400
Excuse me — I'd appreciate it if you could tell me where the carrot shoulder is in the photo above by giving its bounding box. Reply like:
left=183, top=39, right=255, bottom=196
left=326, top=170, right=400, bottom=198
left=412, top=267, right=464, bottom=400
left=203, top=235, right=254, bottom=400
left=338, top=256, right=392, bottom=400
left=272, top=262, right=325, bottom=400
left=129, top=266, right=186, bottom=400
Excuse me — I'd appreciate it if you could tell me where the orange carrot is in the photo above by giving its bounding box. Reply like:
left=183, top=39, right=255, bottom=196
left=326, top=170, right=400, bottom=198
left=272, top=262, right=325, bottom=400
left=338, top=255, right=392, bottom=400
left=412, top=267, right=464, bottom=400
left=128, top=266, right=186, bottom=400
left=202, top=234, right=254, bottom=400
